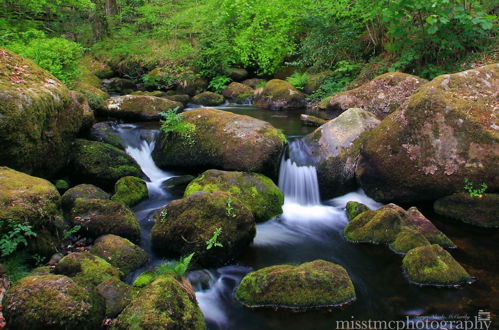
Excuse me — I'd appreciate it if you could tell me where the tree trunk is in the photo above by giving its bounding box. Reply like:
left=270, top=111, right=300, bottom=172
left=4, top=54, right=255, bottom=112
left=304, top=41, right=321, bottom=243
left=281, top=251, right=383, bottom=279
left=105, top=0, right=118, bottom=16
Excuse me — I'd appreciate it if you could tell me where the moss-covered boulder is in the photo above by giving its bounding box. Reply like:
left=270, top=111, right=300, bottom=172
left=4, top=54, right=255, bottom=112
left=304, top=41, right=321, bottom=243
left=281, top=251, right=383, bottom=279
left=55, top=252, right=122, bottom=286
left=402, top=245, right=473, bottom=286
left=88, top=121, right=123, bottom=149
left=61, top=184, right=110, bottom=212
left=152, top=108, right=286, bottom=178
left=192, top=91, right=225, bottom=106
left=151, top=191, right=255, bottom=267
left=235, top=260, right=355, bottom=309
left=96, top=277, right=133, bottom=318
left=303, top=108, right=381, bottom=198
left=254, top=79, right=306, bottom=110
left=344, top=204, right=453, bottom=253
left=0, top=49, right=86, bottom=177
left=345, top=201, right=369, bottom=221
left=164, top=93, right=190, bottom=105
left=175, top=76, right=208, bottom=96
left=111, top=176, right=148, bottom=207
left=69, top=139, right=142, bottom=189
left=222, top=82, right=254, bottom=103
left=105, top=78, right=136, bottom=94
left=99, top=95, right=183, bottom=121
left=80, top=55, right=114, bottom=79
left=0, top=167, right=64, bottom=256
left=434, top=193, right=499, bottom=228
left=113, top=275, right=205, bottom=329
left=4, top=275, right=104, bottom=329
left=90, top=234, right=148, bottom=275
left=70, top=90, right=95, bottom=130
left=323, top=72, right=427, bottom=119
left=184, top=169, right=284, bottom=222
left=242, top=78, right=266, bottom=89
left=69, top=199, right=141, bottom=243
left=71, top=56, right=110, bottom=110
left=357, top=65, right=499, bottom=203
left=300, top=114, right=327, bottom=127
left=227, top=68, right=248, bottom=81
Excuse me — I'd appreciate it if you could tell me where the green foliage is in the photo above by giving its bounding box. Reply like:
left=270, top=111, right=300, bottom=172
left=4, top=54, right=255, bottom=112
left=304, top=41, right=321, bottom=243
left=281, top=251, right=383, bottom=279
left=0, top=220, right=37, bottom=257
left=464, top=178, right=488, bottom=197
left=133, top=253, right=195, bottom=287
left=3, top=252, right=31, bottom=283
left=32, top=254, right=46, bottom=267
left=286, top=72, right=309, bottom=91
left=310, top=61, right=361, bottom=100
left=225, top=197, right=237, bottom=218
left=160, top=108, right=196, bottom=145
left=62, top=225, right=82, bottom=240
left=142, top=64, right=193, bottom=90
left=206, top=227, right=223, bottom=250
left=208, top=76, right=232, bottom=93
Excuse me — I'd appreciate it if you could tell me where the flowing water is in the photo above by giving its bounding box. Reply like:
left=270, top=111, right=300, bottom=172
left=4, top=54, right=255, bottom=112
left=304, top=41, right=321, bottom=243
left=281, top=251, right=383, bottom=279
left=111, top=105, right=498, bottom=330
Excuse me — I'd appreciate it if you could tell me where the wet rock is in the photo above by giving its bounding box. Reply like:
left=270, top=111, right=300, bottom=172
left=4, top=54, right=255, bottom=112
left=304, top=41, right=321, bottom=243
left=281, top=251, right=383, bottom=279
left=96, top=277, right=133, bottom=318
left=345, top=201, right=369, bottom=221
left=242, top=78, right=266, bottom=89
left=105, top=78, right=136, bottom=94
left=151, top=191, right=255, bottom=267
left=70, top=90, right=96, bottom=130
left=152, top=108, right=286, bottom=178
left=434, top=193, right=499, bottom=228
left=61, top=184, right=110, bottom=212
left=235, top=260, right=356, bottom=309
left=254, top=79, right=306, bottom=110
left=192, top=91, right=225, bottom=106
left=99, top=95, right=183, bottom=121
left=185, top=169, right=284, bottom=222
left=161, top=175, right=195, bottom=195
left=89, top=121, right=123, bottom=149
left=300, top=114, right=327, bottom=127
left=175, top=77, right=208, bottom=96
left=402, top=245, right=473, bottom=286
left=227, top=68, right=248, bottom=81
left=164, top=94, right=191, bottom=105
left=222, top=82, right=254, bottom=103
left=356, top=64, right=499, bottom=203
left=111, top=176, right=148, bottom=207
left=90, top=234, right=148, bottom=275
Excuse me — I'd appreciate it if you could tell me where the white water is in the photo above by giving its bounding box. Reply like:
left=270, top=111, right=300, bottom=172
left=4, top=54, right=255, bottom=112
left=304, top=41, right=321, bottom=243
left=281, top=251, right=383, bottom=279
left=278, top=158, right=321, bottom=205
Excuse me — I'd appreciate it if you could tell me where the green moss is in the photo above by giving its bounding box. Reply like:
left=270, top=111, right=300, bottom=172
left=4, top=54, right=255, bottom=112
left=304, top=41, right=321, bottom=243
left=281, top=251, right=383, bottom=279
left=389, top=230, right=431, bottom=254
left=222, top=82, right=254, bottom=103
left=184, top=170, right=284, bottom=222
left=133, top=270, right=156, bottom=288
left=4, top=275, right=104, bottom=329
left=113, top=275, right=205, bottom=329
left=96, top=277, right=133, bottom=318
left=99, top=95, right=184, bottom=121
left=235, top=260, right=355, bottom=309
left=61, top=183, right=110, bottom=212
left=255, top=79, right=306, bottom=110
left=434, top=193, right=499, bottom=228
left=402, top=245, right=472, bottom=286
left=111, top=176, right=149, bottom=207
left=345, top=201, right=369, bottom=221
left=192, top=91, right=225, bottom=106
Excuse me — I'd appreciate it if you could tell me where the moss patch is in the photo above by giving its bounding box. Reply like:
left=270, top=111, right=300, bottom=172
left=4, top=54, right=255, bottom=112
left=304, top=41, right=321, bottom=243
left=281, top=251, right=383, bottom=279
left=254, top=79, right=305, bottom=110
left=192, top=91, right=225, bottom=106
left=345, top=201, right=370, bottom=221
left=111, top=176, right=148, bottom=207
left=61, top=183, right=110, bottom=212
left=434, top=193, right=499, bottom=228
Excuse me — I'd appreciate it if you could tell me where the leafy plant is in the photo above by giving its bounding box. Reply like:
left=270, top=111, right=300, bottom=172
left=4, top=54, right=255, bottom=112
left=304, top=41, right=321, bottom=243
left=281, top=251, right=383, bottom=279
left=0, top=220, right=37, bottom=257
left=206, top=227, right=223, bottom=250
left=62, top=225, right=81, bottom=240
left=159, top=209, right=168, bottom=223
left=286, top=72, right=309, bottom=91
left=310, top=60, right=361, bottom=100
left=464, top=178, right=487, bottom=197
left=3, top=252, right=30, bottom=283
left=159, top=108, right=196, bottom=145
left=208, top=76, right=232, bottom=93
left=225, top=197, right=237, bottom=218
left=32, top=254, right=46, bottom=267
left=133, top=253, right=195, bottom=287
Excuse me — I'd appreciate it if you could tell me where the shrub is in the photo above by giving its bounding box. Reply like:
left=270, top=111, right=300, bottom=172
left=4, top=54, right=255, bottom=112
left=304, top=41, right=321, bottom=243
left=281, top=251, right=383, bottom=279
left=159, top=108, right=196, bottom=145
left=208, top=76, right=232, bottom=93
left=286, top=72, right=309, bottom=91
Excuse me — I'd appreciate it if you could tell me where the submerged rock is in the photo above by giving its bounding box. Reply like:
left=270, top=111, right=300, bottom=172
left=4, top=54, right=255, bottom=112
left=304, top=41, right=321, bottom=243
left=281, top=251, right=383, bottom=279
left=88, top=121, right=123, bottom=149
left=113, top=275, right=205, bottom=329
left=4, top=275, right=104, bottom=329
left=99, top=95, right=183, bottom=121
left=69, top=139, right=142, bottom=189
left=222, top=82, right=254, bottom=103
left=184, top=169, right=284, bottom=222
left=235, top=260, right=355, bottom=309
left=254, top=79, right=306, bottom=110
left=61, top=184, right=110, bottom=212
left=151, top=191, right=255, bottom=267
left=192, top=91, right=225, bottom=106
left=357, top=64, right=499, bottom=203
left=152, top=108, right=286, bottom=178
left=434, top=193, right=499, bottom=228
left=111, top=176, right=148, bottom=207
left=90, top=234, right=148, bottom=275
left=69, top=199, right=141, bottom=243
left=0, top=49, right=86, bottom=177
left=402, top=245, right=473, bottom=286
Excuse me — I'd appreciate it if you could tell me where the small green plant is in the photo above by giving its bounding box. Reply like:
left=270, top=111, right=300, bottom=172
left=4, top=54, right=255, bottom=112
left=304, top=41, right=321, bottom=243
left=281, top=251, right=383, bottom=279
left=159, top=209, right=168, bottom=223
left=206, top=227, right=223, bottom=250
left=464, top=178, right=487, bottom=197
left=208, top=76, right=232, bottom=93
left=3, top=252, right=30, bottom=283
left=286, top=72, right=309, bottom=91
left=0, top=220, right=37, bottom=257
left=159, top=108, right=196, bottom=145
left=133, top=253, right=195, bottom=287
left=62, top=225, right=81, bottom=240
left=225, top=197, right=237, bottom=218
left=32, top=254, right=46, bottom=267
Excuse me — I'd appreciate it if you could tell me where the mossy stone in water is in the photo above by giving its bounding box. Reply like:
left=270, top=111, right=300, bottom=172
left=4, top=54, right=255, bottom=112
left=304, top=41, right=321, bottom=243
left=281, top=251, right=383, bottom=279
left=389, top=230, right=431, bottom=254
left=402, top=245, right=472, bottom=286
left=61, top=183, right=110, bottom=212
left=345, top=201, right=369, bottom=221
left=112, top=274, right=205, bottom=329
left=111, top=176, right=148, bottom=207
left=192, top=91, right=225, bottom=106
left=4, top=275, right=104, bottom=330
left=235, top=260, right=356, bottom=309
left=96, top=277, right=134, bottom=318
left=254, top=79, right=306, bottom=110
left=184, top=169, right=284, bottom=222
left=222, top=82, right=254, bottom=103
left=69, top=199, right=141, bottom=243
left=90, top=234, right=148, bottom=275
left=434, top=193, right=499, bottom=228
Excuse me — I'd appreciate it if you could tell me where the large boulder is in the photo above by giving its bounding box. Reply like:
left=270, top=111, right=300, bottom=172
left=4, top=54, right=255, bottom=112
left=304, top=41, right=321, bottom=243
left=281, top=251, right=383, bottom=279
left=111, top=176, right=148, bottom=207
left=99, top=95, right=183, bottom=121
left=4, top=275, right=104, bottom=329
left=303, top=108, right=381, bottom=198
left=434, top=193, right=499, bottom=228
left=88, top=121, right=123, bottom=149
left=61, top=184, right=110, bottom=212
left=0, top=167, right=64, bottom=256
left=321, top=72, right=427, bottom=119
left=184, top=170, right=284, bottom=222
left=69, top=139, right=142, bottom=189
left=69, top=199, right=141, bottom=243
left=152, top=108, right=286, bottom=178
left=356, top=64, right=499, bottom=203
left=113, top=275, right=205, bottom=329
left=175, top=76, right=208, bottom=96
left=402, top=245, right=473, bottom=286
left=242, top=78, right=266, bottom=89
left=151, top=191, right=256, bottom=267
left=254, top=79, right=306, bottom=110
left=227, top=68, right=248, bottom=81
left=192, top=91, right=225, bottom=106
left=235, top=260, right=355, bottom=309
left=222, top=82, right=254, bottom=103
left=96, top=277, right=133, bottom=318
left=0, top=49, right=86, bottom=177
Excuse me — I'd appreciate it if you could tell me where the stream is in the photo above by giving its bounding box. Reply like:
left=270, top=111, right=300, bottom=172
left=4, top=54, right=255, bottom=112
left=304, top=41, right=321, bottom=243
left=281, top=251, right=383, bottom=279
left=111, top=105, right=498, bottom=330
